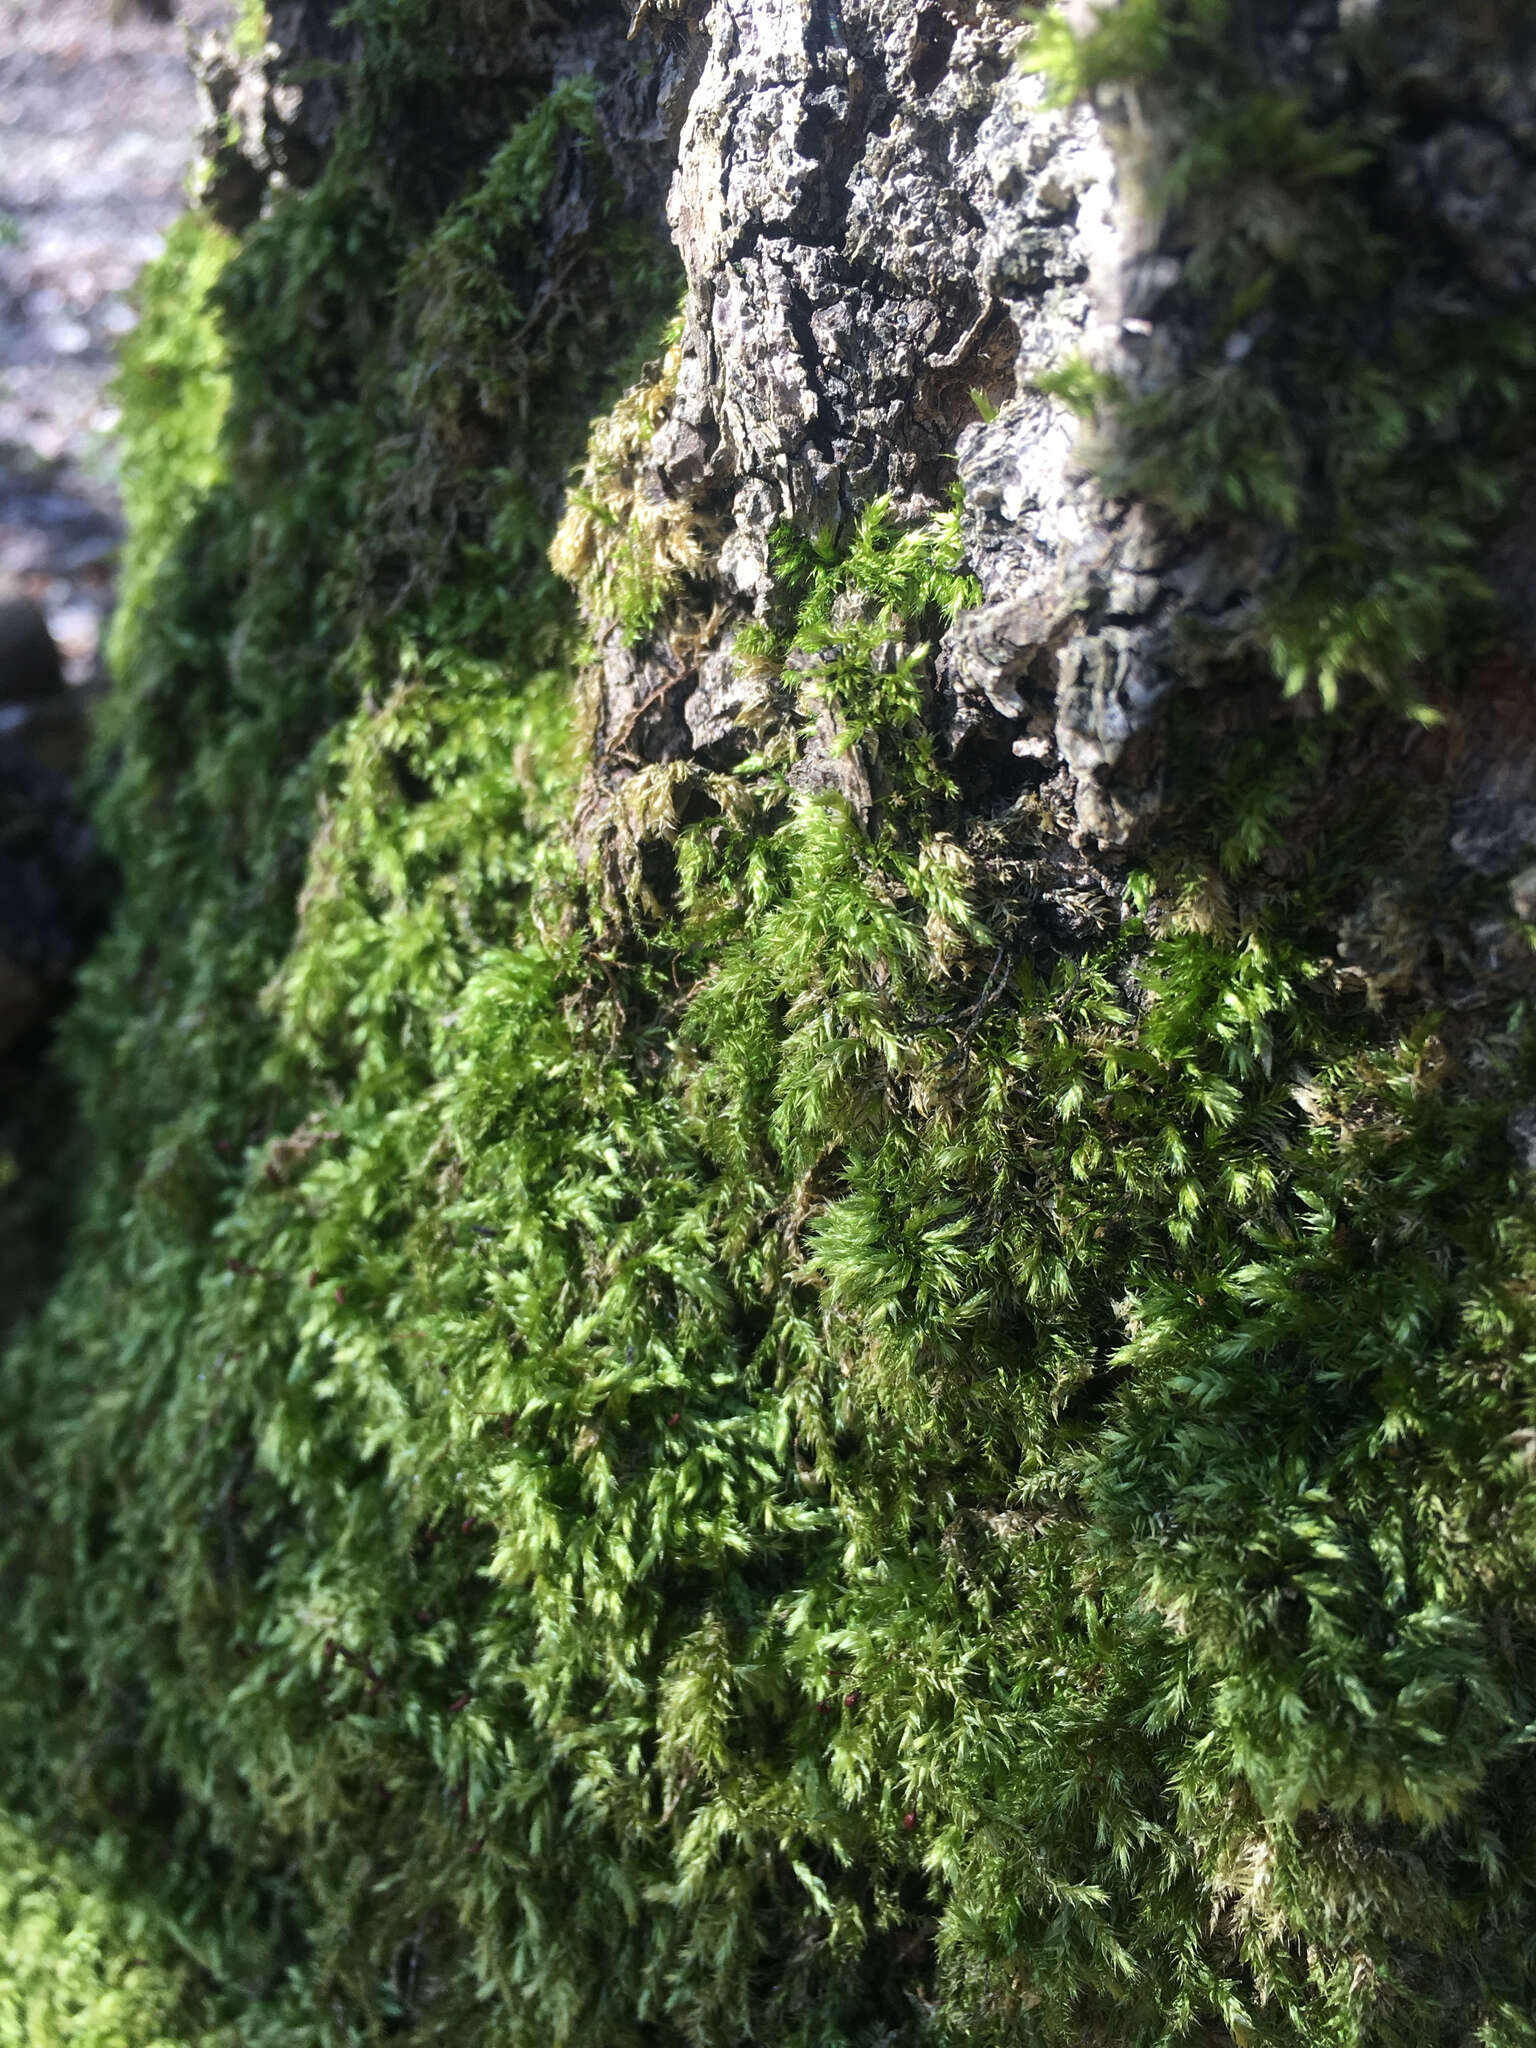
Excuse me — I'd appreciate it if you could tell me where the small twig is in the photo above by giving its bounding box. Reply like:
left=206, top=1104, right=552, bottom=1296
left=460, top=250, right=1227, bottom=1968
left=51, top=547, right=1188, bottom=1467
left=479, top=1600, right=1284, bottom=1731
left=907, top=939, right=1023, bottom=1069
left=600, top=664, right=690, bottom=762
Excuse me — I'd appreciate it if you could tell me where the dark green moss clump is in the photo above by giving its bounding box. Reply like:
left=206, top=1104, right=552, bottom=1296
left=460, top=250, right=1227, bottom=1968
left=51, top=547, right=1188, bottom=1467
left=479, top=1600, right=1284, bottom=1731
left=3, top=4, right=1536, bottom=2046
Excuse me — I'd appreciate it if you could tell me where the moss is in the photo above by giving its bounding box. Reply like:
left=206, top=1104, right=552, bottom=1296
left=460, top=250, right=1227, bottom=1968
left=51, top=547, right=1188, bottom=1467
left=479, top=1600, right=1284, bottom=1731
left=548, top=313, right=706, bottom=645
left=1025, top=0, right=1536, bottom=716
left=765, top=491, right=981, bottom=791
left=109, top=214, right=234, bottom=678
left=0, top=23, right=682, bottom=2041
left=0, top=1816, right=233, bottom=2048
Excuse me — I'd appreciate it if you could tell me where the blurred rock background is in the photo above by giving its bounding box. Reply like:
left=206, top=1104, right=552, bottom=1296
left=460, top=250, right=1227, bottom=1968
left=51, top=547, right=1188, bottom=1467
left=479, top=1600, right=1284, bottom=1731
left=0, top=0, right=229, bottom=699
left=0, top=0, right=228, bottom=1307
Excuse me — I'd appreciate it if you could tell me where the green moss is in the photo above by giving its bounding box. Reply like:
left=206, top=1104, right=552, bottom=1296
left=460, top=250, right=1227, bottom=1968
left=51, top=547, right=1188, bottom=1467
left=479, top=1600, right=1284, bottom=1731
left=1025, top=0, right=1536, bottom=715
left=548, top=313, right=702, bottom=645
left=765, top=491, right=981, bottom=785
left=0, top=27, right=681, bottom=2041
left=205, top=423, right=1536, bottom=2042
left=109, top=214, right=234, bottom=671
left=228, top=0, right=268, bottom=60
left=1022, top=0, right=1201, bottom=103
left=0, top=1817, right=234, bottom=2048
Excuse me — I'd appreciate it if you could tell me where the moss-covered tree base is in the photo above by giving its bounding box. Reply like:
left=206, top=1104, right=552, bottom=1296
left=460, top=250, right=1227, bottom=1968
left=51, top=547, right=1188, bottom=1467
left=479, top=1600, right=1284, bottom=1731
left=4, top=3, right=1536, bottom=2045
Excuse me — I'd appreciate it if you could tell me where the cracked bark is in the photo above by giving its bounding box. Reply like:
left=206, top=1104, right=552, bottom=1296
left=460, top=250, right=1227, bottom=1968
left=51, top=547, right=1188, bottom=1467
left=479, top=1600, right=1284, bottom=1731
left=552, top=0, right=1536, bottom=1021
left=187, top=0, right=1536, bottom=995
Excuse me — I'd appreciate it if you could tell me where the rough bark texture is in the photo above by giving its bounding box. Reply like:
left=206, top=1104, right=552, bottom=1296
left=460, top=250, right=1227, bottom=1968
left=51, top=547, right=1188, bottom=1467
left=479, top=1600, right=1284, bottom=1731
left=599, top=0, right=1536, bottom=863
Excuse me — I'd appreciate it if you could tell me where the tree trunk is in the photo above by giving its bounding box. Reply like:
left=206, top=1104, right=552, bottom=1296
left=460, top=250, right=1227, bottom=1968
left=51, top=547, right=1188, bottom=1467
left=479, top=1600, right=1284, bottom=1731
left=4, top=3, right=1536, bottom=2043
